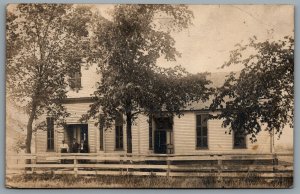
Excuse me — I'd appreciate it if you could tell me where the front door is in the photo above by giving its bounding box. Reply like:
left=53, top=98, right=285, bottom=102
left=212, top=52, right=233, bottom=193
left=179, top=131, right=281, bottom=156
left=66, top=124, right=89, bottom=153
left=153, top=117, right=173, bottom=154
left=154, top=130, right=167, bottom=154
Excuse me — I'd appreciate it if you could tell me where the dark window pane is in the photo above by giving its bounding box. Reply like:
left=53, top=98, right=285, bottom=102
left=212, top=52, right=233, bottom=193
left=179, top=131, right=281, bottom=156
left=196, top=137, right=201, bottom=148
left=70, top=79, right=75, bottom=89
left=115, top=113, right=123, bottom=126
left=47, top=139, right=50, bottom=150
left=115, top=114, right=123, bottom=149
left=99, top=114, right=104, bottom=150
left=202, top=127, right=208, bottom=136
left=234, top=132, right=246, bottom=148
left=69, top=67, right=81, bottom=90
left=149, top=116, right=153, bottom=150
left=196, top=114, right=209, bottom=149
left=196, top=126, right=201, bottom=134
left=47, top=117, right=54, bottom=150
left=120, top=137, right=123, bottom=149
left=202, top=137, right=208, bottom=147
left=202, top=115, right=208, bottom=127
left=196, top=115, right=201, bottom=126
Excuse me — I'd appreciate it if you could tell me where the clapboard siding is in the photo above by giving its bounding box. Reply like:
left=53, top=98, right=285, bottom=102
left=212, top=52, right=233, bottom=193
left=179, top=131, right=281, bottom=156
left=138, top=115, right=149, bottom=154
left=104, top=120, right=127, bottom=154
left=35, top=103, right=271, bottom=158
left=63, top=103, right=92, bottom=123
left=132, top=119, right=139, bottom=154
left=35, top=127, right=47, bottom=153
left=173, top=112, right=196, bottom=154
left=173, top=112, right=271, bottom=155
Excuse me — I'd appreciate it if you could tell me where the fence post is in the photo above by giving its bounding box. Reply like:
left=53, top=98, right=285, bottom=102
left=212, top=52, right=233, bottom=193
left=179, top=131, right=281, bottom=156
left=273, top=153, right=278, bottom=173
left=167, top=159, right=171, bottom=177
left=120, top=154, right=123, bottom=175
left=32, top=155, right=36, bottom=174
left=217, top=158, right=223, bottom=187
left=74, top=156, right=78, bottom=178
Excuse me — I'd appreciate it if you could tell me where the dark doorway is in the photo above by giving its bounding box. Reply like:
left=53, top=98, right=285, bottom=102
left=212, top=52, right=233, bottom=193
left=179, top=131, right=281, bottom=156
left=65, top=124, right=89, bottom=153
left=154, top=130, right=167, bottom=154
left=153, top=116, right=174, bottom=154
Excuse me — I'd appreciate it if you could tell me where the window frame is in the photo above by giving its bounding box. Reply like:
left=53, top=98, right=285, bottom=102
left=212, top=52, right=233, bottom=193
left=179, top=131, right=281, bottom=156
left=115, top=114, right=124, bottom=151
left=46, top=117, right=55, bottom=151
left=195, top=114, right=209, bottom=149
left=99, top=114, right=105, bottom=151
left=69, top=66, right=82, bottom=91
left=233, top=131, right=247, bottom=149
left=149, top=115, right=153, bottom=150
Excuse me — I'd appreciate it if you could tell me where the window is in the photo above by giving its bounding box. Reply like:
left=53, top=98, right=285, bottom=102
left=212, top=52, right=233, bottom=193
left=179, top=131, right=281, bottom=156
left=149, top=116, right=153, bottom=150
left=196, top=114, right=208, bottom=149
left=99, top=114, right=105, bottom=151
left=47, top=117, right=54, bottom=151
left=69, top=66, right=81, bottom=90
left=233, top=131, right=246, bottom=149
left=115, top=114, right=123, bottom=150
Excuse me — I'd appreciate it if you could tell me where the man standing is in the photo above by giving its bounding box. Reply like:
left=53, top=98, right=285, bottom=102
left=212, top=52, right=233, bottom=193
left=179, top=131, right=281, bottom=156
left=59, top=140, right=69, bottom=164
left=71, top=138, right=79, bottom=153
left=60, top=140, right=69, bottom=153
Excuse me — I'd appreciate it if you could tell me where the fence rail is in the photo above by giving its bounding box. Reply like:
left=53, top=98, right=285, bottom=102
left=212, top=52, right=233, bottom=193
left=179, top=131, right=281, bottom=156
left=6, top=153, right=293, bottom=178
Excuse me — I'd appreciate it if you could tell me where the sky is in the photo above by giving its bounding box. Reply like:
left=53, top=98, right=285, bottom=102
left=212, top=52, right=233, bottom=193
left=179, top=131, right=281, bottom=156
left=7, top=4, right=294, bottom=73
left=95, top=4, right=294, bottom=73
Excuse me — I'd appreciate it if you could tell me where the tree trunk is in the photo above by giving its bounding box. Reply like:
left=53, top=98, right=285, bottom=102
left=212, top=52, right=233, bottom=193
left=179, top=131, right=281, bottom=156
left=25, top=101, right=37, bottom=165
left=126, top=112, right=132, bottom=154
left=25, top=112, right=35, bottom=154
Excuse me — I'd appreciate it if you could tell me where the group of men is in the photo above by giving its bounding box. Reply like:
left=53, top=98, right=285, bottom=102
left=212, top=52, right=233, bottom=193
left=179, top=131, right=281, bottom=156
left=59, top=138, right=89, bottom=153
left=60, top=138, right=89, bottom=164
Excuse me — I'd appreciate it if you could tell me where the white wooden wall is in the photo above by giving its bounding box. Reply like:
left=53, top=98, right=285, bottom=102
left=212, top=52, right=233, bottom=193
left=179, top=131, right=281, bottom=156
left=36, top=107, right=271, bottom=156
left=173, top=112, right=271, bottom=155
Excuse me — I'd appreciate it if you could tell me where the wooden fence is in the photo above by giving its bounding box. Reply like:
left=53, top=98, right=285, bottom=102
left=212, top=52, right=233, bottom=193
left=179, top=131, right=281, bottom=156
left=6, top=153, right=293, bottom=178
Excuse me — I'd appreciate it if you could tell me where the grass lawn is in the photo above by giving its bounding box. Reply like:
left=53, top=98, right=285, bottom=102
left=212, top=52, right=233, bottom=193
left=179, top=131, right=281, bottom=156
left=6, top=174, right=293, bottom=189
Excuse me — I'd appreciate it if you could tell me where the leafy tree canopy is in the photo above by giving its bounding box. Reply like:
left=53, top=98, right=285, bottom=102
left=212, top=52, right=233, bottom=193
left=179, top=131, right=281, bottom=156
left=6, top=4, right=92, bottom=153
left=210, top=36, right=294, bottom=142
left=83, top=5, right=213, bottom=153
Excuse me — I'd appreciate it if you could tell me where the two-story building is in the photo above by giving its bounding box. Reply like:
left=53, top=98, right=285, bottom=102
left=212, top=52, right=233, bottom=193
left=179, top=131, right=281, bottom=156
left=35, top=65, right=273, bottom=158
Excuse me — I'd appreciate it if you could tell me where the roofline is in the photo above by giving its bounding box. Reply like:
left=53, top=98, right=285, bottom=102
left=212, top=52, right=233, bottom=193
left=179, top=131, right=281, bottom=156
left=61, top=97, right=95, bottom=104
left=61, top=97, right=222, bottom=112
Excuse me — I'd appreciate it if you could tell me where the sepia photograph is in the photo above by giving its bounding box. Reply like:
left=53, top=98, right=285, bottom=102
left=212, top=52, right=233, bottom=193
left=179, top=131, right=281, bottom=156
left=5, top=4, right=294, bottom=188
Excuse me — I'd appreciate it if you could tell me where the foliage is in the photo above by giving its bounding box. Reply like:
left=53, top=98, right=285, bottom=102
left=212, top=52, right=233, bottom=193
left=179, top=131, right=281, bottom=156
left=210, top=36, right=294, bottom=141
left=12, top=133, right=27, bottom=154
left=6, top=4, right=92, bottom=153
left=82, top=5, right=213, bottom=152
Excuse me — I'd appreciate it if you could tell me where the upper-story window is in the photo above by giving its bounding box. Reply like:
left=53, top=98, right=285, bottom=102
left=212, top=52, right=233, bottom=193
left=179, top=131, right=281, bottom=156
left=196, top=114, right=209, bottom=149
left=69, top=66, right=81, bottom=91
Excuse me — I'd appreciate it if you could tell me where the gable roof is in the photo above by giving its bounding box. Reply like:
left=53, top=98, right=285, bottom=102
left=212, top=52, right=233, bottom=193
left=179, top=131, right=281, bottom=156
left=185, top=72, right=230, bottom=111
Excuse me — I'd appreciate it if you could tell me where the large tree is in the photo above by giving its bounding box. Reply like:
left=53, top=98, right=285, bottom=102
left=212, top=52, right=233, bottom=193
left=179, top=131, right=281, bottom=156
left=210, top=36, right=294, bottom=142
left=6, top=4, right=92, bottom=153
left=83, top=5, right=213, bottom=153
